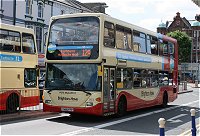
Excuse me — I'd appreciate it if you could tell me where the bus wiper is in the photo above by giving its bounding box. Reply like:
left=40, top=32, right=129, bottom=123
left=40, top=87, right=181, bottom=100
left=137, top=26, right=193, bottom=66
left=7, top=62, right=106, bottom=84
left=46, top=87, right=63, bottom=94
left=47, top=87, right=59, bottom=94
left=74, top=82, right=91, bottom=95
left=47, top=89, right=53, bottom=94
left=82, top=90, right=92, bottom=95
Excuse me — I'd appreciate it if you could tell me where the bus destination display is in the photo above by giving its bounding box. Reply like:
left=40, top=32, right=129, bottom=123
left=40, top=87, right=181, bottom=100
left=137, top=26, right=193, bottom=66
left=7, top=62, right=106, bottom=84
left=58, top=49, right=91, bottom=57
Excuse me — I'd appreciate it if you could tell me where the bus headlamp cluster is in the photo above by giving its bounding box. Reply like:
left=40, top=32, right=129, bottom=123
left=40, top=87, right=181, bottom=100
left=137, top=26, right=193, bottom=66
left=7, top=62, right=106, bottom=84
left=45, top=100, right=52, bottom=104
left=86, top=102, right=93, bottom=107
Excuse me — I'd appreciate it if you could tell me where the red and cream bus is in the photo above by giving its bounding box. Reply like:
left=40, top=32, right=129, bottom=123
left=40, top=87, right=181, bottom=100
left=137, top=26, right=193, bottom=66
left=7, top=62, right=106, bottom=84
left=0, top=23, right=40, bottom=113
left=43, top=13, right=178, bottom=116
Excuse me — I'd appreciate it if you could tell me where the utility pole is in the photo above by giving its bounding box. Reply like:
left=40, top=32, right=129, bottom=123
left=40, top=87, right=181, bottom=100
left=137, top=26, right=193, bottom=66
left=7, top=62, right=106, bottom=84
left=13, top=0, right=16, bottom=25
left=195, top=30, right=199, bottom=81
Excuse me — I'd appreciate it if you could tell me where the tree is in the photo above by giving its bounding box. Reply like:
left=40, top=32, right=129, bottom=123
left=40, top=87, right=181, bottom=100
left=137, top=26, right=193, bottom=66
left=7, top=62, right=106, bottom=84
left=167, top=30, right=192, bottom=63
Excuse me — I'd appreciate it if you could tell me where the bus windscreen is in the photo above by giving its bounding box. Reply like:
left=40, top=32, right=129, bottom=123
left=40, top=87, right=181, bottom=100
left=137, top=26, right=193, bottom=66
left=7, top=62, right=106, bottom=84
left=45, top=64, right=101, bottom=91
left=46, top=17, right=99, bottom=60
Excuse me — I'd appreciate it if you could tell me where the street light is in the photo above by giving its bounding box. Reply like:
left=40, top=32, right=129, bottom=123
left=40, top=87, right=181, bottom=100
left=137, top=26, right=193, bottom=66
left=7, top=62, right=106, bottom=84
left=194, top=30, right=200, bottom=81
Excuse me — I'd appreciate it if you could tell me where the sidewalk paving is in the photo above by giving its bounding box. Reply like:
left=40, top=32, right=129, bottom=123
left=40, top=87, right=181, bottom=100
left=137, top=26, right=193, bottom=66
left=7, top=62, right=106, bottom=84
left=0, top=110, right=58, bottom=124
left=178, top=82, right=200, bottom=94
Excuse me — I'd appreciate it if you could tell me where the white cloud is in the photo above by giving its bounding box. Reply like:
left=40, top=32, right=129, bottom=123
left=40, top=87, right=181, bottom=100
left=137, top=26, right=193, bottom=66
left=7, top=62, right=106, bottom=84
left=139, top=18, right=161, bottom=31
left=79, top=0, right=199, bottom=31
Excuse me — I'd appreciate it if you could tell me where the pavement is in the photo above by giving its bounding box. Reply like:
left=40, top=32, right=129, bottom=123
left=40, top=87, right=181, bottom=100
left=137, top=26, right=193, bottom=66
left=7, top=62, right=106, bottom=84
left=0, top=110, right=58, bottom=124
left=178, top=82, right=200, bottom=94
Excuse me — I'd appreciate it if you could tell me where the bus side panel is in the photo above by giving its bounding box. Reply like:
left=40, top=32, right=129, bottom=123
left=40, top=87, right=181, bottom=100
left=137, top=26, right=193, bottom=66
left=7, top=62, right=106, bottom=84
left=117, top=91, right=145, bottom=111
left=0, top=90, right=20, bottom=110
left=157, top=86, right=177, bottom=104
left=117, top=86, right=176, bottom=112
left=0, top=68, right=24, bottom=89
left=20, top=89, right=40, bottom=108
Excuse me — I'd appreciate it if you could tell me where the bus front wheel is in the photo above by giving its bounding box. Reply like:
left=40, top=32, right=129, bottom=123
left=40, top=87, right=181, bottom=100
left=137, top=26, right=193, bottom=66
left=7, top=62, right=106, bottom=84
left=116, top=97, right=127, bottom=117
left=6, top=94, right=19, bottom=113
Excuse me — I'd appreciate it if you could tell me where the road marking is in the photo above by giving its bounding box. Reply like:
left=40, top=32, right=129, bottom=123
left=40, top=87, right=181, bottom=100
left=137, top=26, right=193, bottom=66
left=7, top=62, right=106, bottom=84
left=167, top=114, right=187, bottom=123
left=60, top=100, right=199, bottom=135
left=178, top=123, right=200, bottom=136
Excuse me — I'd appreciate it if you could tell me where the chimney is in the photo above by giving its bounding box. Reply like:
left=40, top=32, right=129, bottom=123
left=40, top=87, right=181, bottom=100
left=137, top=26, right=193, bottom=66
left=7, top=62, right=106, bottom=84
left=176, top=12, right=180, bottom=17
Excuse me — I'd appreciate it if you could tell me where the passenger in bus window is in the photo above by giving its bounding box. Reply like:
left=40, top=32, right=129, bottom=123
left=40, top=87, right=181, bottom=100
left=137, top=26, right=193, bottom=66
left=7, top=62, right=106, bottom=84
left=133, top=75, right=141, bottom=87
left=123, top=35, right=129, bottom=50
left=56, top=31, right=64, bottom=43
left=125, top=77, right=133, bottom=89
left=89, top=28, right=98, bottom=43
left=67, top=30, right=79, bottom=41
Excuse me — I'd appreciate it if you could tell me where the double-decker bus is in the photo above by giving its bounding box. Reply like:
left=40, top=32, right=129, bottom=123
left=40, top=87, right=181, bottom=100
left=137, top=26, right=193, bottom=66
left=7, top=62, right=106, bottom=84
left=43, top=13, right=178, bottom=116
left=0, top=23, right=39, bottom=113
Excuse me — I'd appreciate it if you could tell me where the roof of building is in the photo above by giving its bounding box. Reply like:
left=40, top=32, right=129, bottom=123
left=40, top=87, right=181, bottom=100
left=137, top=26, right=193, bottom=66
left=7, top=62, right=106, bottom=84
left=158, top=22, right=166, bottom=28
left=192, top=21, right=200, bottom=26
left=192, top=0, right=200, bottom=7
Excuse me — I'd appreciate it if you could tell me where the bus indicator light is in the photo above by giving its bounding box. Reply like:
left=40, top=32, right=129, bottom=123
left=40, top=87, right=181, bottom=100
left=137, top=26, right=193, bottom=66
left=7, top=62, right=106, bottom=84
left=96, top=97, right=101, bottom=102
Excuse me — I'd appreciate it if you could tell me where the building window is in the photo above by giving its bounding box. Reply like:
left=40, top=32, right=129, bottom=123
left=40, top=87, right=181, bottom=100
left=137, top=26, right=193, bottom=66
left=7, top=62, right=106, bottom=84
left=61, top=10, right=65, bottom=15
left=26, top=0, right=32, bottom=15
left=38, top=3, right=43, bottom=18
left=36, top=26, right=43, bottom=53
left=0, top=0, right=2, bottom=10
left=26, top=25, right=33, bottom=29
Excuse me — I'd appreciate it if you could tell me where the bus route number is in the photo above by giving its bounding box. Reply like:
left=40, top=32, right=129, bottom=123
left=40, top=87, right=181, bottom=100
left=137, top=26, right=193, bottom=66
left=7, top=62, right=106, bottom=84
left=82, top=49, right=91, bottom=57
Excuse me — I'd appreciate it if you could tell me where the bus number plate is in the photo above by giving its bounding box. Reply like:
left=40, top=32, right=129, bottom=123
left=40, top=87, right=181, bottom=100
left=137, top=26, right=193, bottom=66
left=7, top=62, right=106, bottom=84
left=61, top=108, right=74, bottom=112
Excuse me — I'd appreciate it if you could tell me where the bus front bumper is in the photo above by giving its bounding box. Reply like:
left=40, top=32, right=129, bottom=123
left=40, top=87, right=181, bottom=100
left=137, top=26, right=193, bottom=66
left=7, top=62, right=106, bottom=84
left=43, top=103, right=103, bottom=116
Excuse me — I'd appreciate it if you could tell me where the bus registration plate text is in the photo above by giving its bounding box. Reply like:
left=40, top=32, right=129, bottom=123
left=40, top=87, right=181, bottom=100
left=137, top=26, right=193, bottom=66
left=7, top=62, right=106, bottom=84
left=61, top=108, right=74, bottom=112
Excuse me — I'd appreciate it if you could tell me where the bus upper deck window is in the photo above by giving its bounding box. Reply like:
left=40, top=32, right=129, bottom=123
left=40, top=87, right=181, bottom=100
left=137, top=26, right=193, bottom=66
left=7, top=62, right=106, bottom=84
left=0, top=29, right=21, bottom=52
left=159, top=41, right=168, bottom=56
left=22, top=33, right=36, bottom=54
left=168, top=42, right=175, bottom=58
left=133, top=31, right=146, bottom=53
left=104, top=21, right=115, bottom=48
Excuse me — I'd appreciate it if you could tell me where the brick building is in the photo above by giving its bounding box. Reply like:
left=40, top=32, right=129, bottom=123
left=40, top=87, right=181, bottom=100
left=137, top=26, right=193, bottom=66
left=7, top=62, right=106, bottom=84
left=157, top=12, right=200, bottom=63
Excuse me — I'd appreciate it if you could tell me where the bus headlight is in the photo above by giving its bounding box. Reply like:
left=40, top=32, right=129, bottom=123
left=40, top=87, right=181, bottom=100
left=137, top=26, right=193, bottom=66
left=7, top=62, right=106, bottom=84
left=45, top=100, right=52, bottom=104
left=86, top=102, right=93, bottom=107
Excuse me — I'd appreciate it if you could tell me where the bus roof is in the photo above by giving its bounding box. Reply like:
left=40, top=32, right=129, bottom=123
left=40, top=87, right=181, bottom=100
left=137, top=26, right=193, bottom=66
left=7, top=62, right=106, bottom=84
left=50, top=13, right=157, bottom=37
left=0, top=23, right=34, bottom=34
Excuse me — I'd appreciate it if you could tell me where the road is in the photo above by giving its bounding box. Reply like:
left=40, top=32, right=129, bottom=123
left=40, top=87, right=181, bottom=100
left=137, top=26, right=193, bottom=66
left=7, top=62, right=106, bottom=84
left=1, top=87, right=199, bottom=135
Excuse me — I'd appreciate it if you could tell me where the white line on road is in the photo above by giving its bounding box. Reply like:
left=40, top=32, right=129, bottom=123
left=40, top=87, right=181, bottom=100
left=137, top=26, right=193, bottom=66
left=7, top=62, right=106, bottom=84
left=167, top=114, right=187, bottom=123
left=60, top=100, right=199, bottom=135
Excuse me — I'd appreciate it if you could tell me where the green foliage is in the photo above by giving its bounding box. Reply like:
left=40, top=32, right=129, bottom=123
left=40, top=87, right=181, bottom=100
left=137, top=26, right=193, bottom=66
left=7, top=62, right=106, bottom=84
left=167, top=30, right=192, bottom=63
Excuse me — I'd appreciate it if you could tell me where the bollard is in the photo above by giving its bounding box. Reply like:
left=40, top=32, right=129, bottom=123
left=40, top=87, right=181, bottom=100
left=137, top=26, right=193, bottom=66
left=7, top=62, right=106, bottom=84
left=195, top=80, right=198, bottom=88
left=158, top=118, right=166, bottom=136
left=190, top=109, right=196, bottom=136
left=183, top=81, right=187, bottom=90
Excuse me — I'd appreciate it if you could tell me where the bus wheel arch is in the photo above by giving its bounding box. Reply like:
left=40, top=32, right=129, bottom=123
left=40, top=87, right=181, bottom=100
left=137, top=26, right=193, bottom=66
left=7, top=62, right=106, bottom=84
left=161, top=91, right=168, bottom=108
left=116, top=95, right=127, bottom=117
left=6, top=93, right=19, bottom=113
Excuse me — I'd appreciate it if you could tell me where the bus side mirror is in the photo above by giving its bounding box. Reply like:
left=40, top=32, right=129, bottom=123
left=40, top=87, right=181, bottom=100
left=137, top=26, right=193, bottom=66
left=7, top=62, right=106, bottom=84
left=37, top=69, right=40, bottom=77
left=35, top=65, right=40, bottom=77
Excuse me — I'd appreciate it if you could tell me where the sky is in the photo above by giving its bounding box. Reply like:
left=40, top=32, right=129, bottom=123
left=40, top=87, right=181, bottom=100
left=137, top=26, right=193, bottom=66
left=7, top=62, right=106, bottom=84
left=79, top=0, right=199, bottom=31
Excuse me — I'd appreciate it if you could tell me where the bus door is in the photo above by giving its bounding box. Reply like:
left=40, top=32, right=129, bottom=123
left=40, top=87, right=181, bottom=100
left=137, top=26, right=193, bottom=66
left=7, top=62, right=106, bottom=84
left=103, top=68, right=116, bottom=115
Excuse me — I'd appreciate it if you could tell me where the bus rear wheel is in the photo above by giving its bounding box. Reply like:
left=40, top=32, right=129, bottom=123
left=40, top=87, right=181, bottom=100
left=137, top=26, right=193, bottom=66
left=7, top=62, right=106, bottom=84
left=116, top=97, right=127, bottom=117
left=161, top=92, right=168, bottom=108
left=6, top=94, right=19, bottom=113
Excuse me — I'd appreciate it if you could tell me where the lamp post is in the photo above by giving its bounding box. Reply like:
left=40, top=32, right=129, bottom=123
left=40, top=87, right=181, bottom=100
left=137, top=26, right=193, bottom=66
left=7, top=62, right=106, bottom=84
left=194, top=30, right=199, bottom=81
left=182, top=28, right=193, bottom=81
